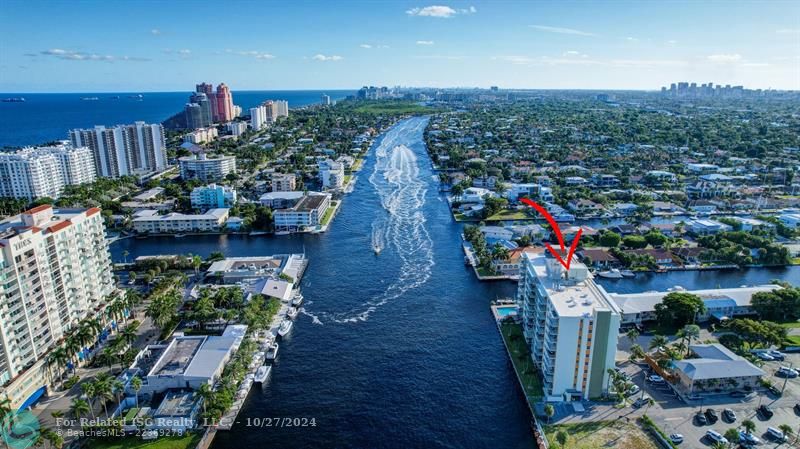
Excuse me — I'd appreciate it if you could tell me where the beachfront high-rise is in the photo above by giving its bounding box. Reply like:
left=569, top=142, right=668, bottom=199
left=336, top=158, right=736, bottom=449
left=0, top=144, right=96, bottom=200
left=518, top=252, right=621, bottom=401
left=69, top=121, right=168, bottom=178
left=0, top=205, right=115, bottom=408
left=215, top=83, right=234, bottom=122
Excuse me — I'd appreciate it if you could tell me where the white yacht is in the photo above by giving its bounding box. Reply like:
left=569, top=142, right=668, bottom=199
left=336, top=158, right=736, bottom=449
left=278, top=320, right=293, bottom=337
left=254, top=365, right=271, bottom=384
left=620, top=269, right=636, bottom=278
left=291, top=293, right=303, bottom=307
left=266, top=341, right=279, bottom=360
left=287, top=307, right=299, bottom=319
left=597, top=269, right=624, bottom=279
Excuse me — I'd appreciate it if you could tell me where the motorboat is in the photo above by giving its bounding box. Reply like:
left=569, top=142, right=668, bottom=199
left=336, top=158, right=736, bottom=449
left=291, top=293, right=303, bottom=307
left=620, top=269, right=636, bottom=278
left=597, top=269, right=624, bottom=279
left=278, top=320, right=293, bottom=337
left=374, top=246, right=382, bottom=255
left=254, top=365, right=271, bottom=383
left=266, top=342, right=279, bottom=360
left=287, top=307, right=299, bottom=319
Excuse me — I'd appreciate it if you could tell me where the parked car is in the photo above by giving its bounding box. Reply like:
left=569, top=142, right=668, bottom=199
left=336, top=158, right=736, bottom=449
left=758, top=404, right=774, bottom=419
left=722, top=408, right=736, bottom=422
left=668, top=433, right=684, bottom=444
left=776, top=366, right=799, bottom=378
left=794, top=403, right=800, bottom=413
left=704, top=408, right=718, bottom=423
left=766, top=426, right=786, bottom=441
left=647, top=374, right=664, bottom=383
left=632, top=396, right=651, bottom=408
left=705, top=430, right=728, bottom=445
left=767, top=349, right=785, bottom=361
left=626, top=385, right=640, bottom=396
left=694, top=412, right=708, bottom=425
left=739, top=431, right=761, bottom=445
left=755, top=352, right=775, bottom=361
left=768, top=384, right=782, bottom=396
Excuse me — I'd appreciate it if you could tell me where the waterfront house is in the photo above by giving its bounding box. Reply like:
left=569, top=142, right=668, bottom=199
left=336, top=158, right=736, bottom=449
left=779, top=212, right=800, bottom=228
left=651, top=201, right=684, bottom=213
left=611, top=203, right=639, bottom=216
left=577, top=248, right=619, bottom=268
left=687, top=200, right=717, bottom=214
left=685, top=219, right=732, bottom=235
left=480, top=226, right=514, bottom=241
left=673, top=246, right=706, bottom=265
left=567, top=199, right=604, bottom=214
left=152, top=391, right=202, bottom=432
left=626, top=248, right=676, bottom=266
left=724, top=216, right=774, bottom=232
left=492, top=246, right=541, bottom=277
left=461, top=187, right=495, bottom=203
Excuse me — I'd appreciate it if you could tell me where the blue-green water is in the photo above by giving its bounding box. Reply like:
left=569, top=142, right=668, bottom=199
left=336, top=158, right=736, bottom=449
left=107, top=116, right=800, bottom=448
left=0, top=90, right=354, bottom=147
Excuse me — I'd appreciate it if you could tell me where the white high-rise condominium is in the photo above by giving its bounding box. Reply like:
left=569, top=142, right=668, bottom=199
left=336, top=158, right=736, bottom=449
left=518, top=251, right=621, bottom=401
left=69, top=121, right=167, bottom=178
left=0, top=144, right=96, bottom=200
left=250, top=106, right=267, bottom=131
left=0, top=205, right=115, bottom=408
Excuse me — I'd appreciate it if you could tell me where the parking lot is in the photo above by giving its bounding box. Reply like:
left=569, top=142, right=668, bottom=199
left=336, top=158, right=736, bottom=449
left=617, top=351, right=800, bottom=448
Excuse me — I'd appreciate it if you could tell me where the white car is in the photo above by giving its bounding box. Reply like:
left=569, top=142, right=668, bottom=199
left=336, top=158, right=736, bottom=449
left=647, top=374, right=664, bottom=383
left=766, top=427, right=786, bottom=441
left=668, top=433, right=684, bottom=444
left=739, top=432, right=760, bottom=445
left=776, top=366, right=799, bottom=378
left=705, top=430, right=728, bottom=445
left=767, top=349, right=785, bottom=360
left=755, top=352, right=775, bottom=361
left=626, top=385, right=640, bottom=396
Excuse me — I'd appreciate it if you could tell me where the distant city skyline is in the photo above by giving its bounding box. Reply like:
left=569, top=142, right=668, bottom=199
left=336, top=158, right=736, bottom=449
left=1, top=0, right=798, bottom=92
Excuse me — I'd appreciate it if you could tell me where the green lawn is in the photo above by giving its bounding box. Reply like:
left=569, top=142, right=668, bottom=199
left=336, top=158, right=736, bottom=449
left=499, top=321, right=543, bottom=400
left=544, top=421, right=659, bottom=449
left=87, top=433, right=202, bottom=449
left=779, top=320, right=800, bottom=329
left=350, top=101, right=439, bottom=115
left=485, top=210, right=531, bottom=221
left=783, top=335, right=800, bottom=346
left=320, top=204, right=336, bottom=225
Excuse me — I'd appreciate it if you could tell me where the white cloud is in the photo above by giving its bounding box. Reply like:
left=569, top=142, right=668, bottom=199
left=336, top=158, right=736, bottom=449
left=625, top=37, right=638, bottom=42
left=416, top=40, right=434, bottom=45
left=707, top=53, right=742, bottom=63
left=776, top=28, right=800, bottom=34
left=150, top=29, right=161, bottom=35
left=561, top=50, right=588, bottom=58
left=413, top=54, right=466, bottom=60
left=493, top=54, right=685, bottom=68
left=359, top=44, right=372, bottom=49
left=233, top=50, right=276, bottom=60
left=406, top=5, right=476, bottom=18
left=40, top=49, right=150, bottom=62
left=666, top=40, right=678, bottom=45
left=178, top=49, right=191, bottom=55
left=529, top=25, right=595, bottom=36
left=312, top=54, right=343, bottom=61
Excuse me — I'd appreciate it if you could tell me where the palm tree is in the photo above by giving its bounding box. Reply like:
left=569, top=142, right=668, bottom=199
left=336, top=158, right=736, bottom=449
left=0, top=396, right=12, bottom=422
left=122, top=250, right=129, bottom=264
left=724, top=428, right=740, bottom=448
left=197, top=383, right=214, bottom=415
left=544, top=404, right=555, bottom=424
left=626, top=328, right=640, bottom=345
left=555, top=430, right=568, bottom=448
left=70, top=398, right=90, bottom=420
left=778, top=424, right=793, bottom=442
left=130, top=377, right=142, bottom=409
left=648, top=334, right=668, bottom=352
left=741, top=418, right=756, bottom=435
left=676, top=324, right=700, bottom=357
left=80, top=382, right=97, bottom=419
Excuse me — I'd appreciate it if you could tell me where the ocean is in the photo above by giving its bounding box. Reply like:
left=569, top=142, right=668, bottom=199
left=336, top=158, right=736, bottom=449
left=0, top=90, right=355, bottom=148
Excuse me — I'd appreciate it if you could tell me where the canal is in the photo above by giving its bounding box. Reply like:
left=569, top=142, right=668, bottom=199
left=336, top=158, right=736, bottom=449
left=110, top=116, right=799, bottom=448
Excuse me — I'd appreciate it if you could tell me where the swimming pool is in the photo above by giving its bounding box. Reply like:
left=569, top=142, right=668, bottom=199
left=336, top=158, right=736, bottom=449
left=495, top=305, right=518, bottom=317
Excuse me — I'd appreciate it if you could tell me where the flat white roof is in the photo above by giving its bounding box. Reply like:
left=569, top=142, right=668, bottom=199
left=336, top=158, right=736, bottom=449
left=610, top=285, right=779, bottom=315
left=524, top=253, right=618, bottom=318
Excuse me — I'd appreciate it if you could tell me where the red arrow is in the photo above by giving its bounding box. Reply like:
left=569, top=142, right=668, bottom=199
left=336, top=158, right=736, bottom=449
left=520, top=198, right=583, bottom=271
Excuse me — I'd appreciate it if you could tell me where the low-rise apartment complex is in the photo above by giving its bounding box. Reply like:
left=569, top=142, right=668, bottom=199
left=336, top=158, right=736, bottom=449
left=273, top=193, right=331, bottom=232
left=132, top=208, right=229, bottom=233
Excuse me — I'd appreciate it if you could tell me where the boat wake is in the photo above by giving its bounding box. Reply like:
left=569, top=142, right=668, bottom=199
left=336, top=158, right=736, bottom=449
left=306, top=119, right=434, bottom=323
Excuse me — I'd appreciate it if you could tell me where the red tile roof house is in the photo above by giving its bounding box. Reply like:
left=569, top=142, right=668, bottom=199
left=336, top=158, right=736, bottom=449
left=578, top=248, right=620, bottom=268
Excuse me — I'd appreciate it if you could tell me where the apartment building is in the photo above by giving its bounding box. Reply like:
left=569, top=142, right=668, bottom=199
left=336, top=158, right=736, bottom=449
left=0, top=205, right=115, bottom=408
left=178, top=154, right=236, bottom=181
left=271, top=173, right=297, bottom=192
left=518, top=252, right=621, bottom=401
left=0, top=144, right=96, bottom=200
left=131, top=209, right=230, bottom=233
left=190, top=184, right=237, bottom=209
left=273, top=193, right=331, bottom=232
left=318, top=159, right=344, bottom=189
left=69, top=121, right=167, bottom=178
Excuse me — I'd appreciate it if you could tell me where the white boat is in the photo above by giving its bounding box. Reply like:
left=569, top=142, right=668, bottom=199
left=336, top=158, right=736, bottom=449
left=597, top=269, right=624, bottom=279
left=278, top=320, right=293, bottom=337
left=275, top=230, right=291, bottom=236
left=291, top=293, right=303, bottom=306
left=620, top=270, right=636, bottom=278
left=266, top=342, right=279, bottom=360
left=287, top=307, right=299, bottom=319
left=373, top=246, right=382, bottom=255
left=254, top=365, right=271, bottom=383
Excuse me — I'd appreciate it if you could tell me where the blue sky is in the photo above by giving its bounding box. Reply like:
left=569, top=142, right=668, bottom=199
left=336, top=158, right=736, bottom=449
left=1, top=1, right=798, bottom=92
